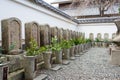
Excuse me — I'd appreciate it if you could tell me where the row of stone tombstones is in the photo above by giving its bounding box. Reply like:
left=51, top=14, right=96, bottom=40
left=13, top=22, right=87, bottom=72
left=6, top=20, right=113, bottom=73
left=1, top=17, right=85, bottom=54
left=89, top=33, right=116, bottom=41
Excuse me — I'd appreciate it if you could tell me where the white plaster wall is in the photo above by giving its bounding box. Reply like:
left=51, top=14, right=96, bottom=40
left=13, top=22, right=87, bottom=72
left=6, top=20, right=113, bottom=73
left=78, top=23, right=117, bottom=40
left=0, top=0, right=77, bottom=40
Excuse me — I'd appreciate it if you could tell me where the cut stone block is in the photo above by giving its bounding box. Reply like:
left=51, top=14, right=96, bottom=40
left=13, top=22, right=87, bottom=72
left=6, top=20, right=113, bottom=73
left=34, top=74, right=48, bottom=80
left=75, top=54, right=80, bottom=57
left=62, top=60, right=70, bottom=65
left=51, top=65, right=62, bottom=71
left=110, top=49, right=120, bottom=65
left=70, top=57, right=75, bottom=60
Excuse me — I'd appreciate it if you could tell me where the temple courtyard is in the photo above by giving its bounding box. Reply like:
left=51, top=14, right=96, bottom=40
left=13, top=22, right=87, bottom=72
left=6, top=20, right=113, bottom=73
left=36, top=48, right=120, bottom=80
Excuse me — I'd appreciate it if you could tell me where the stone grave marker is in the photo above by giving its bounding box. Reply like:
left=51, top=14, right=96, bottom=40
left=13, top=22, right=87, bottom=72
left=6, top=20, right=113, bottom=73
left=1, top=17, right=21, bottom=54
left=112, top=33, right=116, bottom=39
left=58, top=28, right=63, bottom=42
left=97, top=33, right=102, bottom=40
left=25, top=22, right=40, bottom=47
left=40, top=24, right=50, bottom=46
left=104, top=33, right=109, bottom=40
left=89, top=33, right=94, bottom=41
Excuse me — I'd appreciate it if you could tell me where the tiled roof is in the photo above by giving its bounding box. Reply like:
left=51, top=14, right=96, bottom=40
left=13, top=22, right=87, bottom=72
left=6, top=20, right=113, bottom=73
left=31, top=0, right=120, bottom=24
left=78, top=16, right=120, bottom=24
left=34, top=0, right=79, bottom=23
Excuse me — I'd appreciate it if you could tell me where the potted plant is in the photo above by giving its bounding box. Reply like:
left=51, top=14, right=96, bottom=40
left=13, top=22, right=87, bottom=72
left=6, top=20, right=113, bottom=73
left=51, top=36, right=62, bottom=64
left=85, top=38, right=92, bottom=49
left=8, top=42, right=22, bottom=55
left=61, top=39, right=71, bottom=59
left=74, top=38, right=81, bottom=55
left=42, top=45, right=52, bottom=69
left=24, top=38, right=42, bottom=80
left=79, top=37, right=86, bottom=52
left=103, top=39, right=109, bottom=48
left=69, top=39, right=76, bottom=60
left=95, top=38, right=100, bottom=47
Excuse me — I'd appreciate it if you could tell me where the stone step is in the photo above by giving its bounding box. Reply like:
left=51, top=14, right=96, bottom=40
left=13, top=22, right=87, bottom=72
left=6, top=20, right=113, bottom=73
left=70, top=57, right=75, bottom=60
left=75, top=54, right=80, bottom=57
left=34, top=74, right=48, bottom=80
left=82, top=51, right=87, bottom=53
left=51, top=65, right=62, bottom=71
left=62, top=60, right=70, bottom=65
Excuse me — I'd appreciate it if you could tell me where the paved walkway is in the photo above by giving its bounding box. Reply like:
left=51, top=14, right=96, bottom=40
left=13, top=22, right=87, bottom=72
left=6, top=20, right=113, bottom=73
left=38, top=48, right=120, bottom=80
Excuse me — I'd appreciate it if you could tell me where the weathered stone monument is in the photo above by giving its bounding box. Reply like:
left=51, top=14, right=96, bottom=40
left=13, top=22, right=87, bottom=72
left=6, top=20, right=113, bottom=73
left=112, top=33, right=116, bottom=39
left=40, top=24, right=50, bottom=46
left=58, top=28, right=63, bottom=42
left=50, top=27, right=58, bottom=38
left=97, top=33, right=102, bottom=41
left=1, top=17, right=21, bottom=54
left=104, top=33, right=109, bottom=40
left=25, top=22, right=40, bottom=47
left=110, top=19, right=120, bottom=65
left=63, top=29, right=68, bottom=40
left=89, top=33, right=94, bottom=41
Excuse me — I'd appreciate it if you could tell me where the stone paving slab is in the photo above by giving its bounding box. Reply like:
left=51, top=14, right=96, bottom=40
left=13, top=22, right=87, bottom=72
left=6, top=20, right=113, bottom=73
left=37, top=48, right=120, bottom=80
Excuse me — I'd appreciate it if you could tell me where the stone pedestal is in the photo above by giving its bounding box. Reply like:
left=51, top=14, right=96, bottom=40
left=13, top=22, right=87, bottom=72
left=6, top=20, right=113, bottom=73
left=92, top=42, right=95, bottom=47
left=63, top=49, right=70, bottom=60
left=109, top=44, right=116, bottom=55
left=70, top=46, right=75, bottom=60
left=0, top=62, right=9, bottom=80
left=79, top=44, right=82, bottom=54
left=81, top=44, right=84, bottom=53
left=75, top=45, right=80, bottom=57
left=98, top=42, right=102, bottom=47
left=82, top=44, right=86, bottom=52
left=70, top=46, right=75, bottom=57
left=43, top=51, right=52, bottom=69
left=24, top=56, right=36, bottom=80
left=54, top=50, right=62, bottom=64
left=103, top=42, right=108, bottom=48
left=110, top=49, right=120, bottom=65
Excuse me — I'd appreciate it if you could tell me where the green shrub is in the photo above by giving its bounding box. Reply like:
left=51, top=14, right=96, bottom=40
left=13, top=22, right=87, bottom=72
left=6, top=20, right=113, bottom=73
left=95, top=38, right=100, bottom=42
left=26, top=38, right=42, bottom=56
left=61, top=40, right=71, bottom=49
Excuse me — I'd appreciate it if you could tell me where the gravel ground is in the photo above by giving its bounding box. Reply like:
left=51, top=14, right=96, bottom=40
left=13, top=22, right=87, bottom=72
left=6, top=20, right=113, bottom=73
left=38, top=48, right=120, bottom=80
